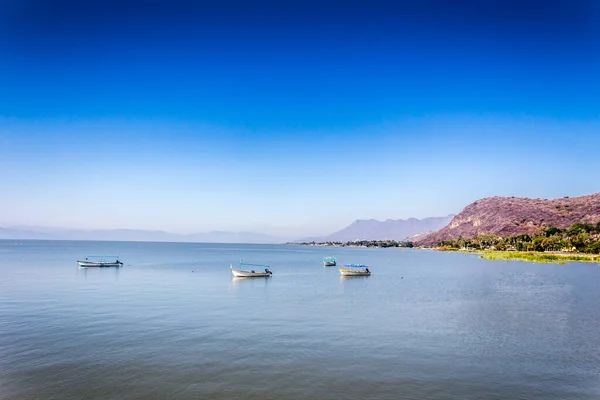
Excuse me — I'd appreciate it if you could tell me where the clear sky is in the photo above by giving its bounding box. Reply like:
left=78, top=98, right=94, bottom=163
left=1, top=0, right=599, bottom=237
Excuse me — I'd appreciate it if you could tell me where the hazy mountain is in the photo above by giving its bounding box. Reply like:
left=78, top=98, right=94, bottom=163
left=0, top=227, right=53, bottom=240
left=0, top=226, right=284, bottom=244
left=415, top=192, right=600, bottom=246
left=303, top=215, right=454, bottom=242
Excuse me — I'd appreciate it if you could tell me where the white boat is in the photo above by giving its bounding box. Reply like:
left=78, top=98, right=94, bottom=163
left=323, top=257, right=337, bottom=267
left=231, top=260, right=272, bottom=278
left=77, top=256, right=123, bottom=268
left=339, top=264, right=371, bottom=276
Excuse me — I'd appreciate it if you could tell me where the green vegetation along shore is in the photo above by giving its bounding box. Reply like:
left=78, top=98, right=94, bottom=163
left=437, top=222, right=600, bottom=264
left=438, top=222, right=600, bottom=253
left=452, top=249, right=600, bottom=264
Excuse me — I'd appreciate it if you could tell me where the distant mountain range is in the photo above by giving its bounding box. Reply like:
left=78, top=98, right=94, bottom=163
left=0, top=226, right=284, bottom=244
left=1, top=215, right=456, bottom=244
left=7, top=193, right=598, bottom=246
left=300, top=215, right=454, bottom=242
left=416, top=192, right=600, bottom=246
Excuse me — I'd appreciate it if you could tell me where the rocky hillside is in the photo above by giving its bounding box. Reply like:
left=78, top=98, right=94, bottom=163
left=416, top=193, right=600, bottom=246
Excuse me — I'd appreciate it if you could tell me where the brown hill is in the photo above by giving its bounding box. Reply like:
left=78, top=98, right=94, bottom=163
left=416, top=193, right=600, bottom=246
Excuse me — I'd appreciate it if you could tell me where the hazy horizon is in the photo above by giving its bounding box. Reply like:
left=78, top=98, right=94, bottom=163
left=1, top=1, right=599, bottom=237
left=1, top=213, right=457, bottom=240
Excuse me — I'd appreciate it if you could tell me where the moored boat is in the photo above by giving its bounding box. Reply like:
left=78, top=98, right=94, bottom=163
left=339, top=264, right=371, bottom=276
left=77, top=256, right=123, bottom=268
left=323, top=256, right=337, bottom=267
left=231, top=260, right=273, bottom=278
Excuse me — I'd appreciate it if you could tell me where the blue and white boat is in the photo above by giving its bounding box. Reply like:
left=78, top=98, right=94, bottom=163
left=77, top=256, right=123, bottom=268
left=323, top=257, right=337, bottom=267
left=339, top=264, right=371, bottom=276
left=231, top=260, right=272, bottom=278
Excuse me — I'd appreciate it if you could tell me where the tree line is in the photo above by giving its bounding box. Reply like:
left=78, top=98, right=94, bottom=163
left=438, top=222, right=600, bottom=254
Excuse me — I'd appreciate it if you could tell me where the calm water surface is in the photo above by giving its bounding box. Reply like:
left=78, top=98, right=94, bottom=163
left=1, top=240, right=600, bottom=399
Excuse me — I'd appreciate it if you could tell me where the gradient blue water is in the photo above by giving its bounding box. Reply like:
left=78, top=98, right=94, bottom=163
left=1, top=240, right=600, bottom=399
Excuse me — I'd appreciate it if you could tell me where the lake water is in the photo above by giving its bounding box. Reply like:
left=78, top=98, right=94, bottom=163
left=1, top=240, right=600, bottom=399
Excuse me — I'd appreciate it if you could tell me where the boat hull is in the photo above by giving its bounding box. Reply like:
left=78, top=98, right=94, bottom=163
left=231, top=269, right=272, bottom=278
left=323, top=261, right=336, bottom=267
left=339, top=269, right=371, bottom=276
left=77, top=261, right=122, bottom=268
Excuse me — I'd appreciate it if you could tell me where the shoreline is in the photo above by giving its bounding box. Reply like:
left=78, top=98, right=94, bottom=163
left=293, top=242, right=599, bottom=264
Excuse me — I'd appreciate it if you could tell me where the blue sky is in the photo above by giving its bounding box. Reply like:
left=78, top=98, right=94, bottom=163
left=1, top=0, right=599, bottom=237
